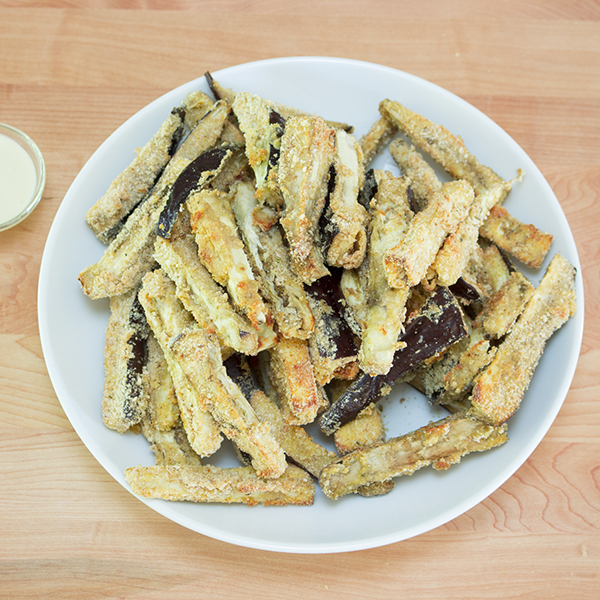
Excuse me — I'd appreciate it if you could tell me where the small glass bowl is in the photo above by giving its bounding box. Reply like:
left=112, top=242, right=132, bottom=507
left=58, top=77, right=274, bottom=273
left=0, top=123, right=46, bottom=232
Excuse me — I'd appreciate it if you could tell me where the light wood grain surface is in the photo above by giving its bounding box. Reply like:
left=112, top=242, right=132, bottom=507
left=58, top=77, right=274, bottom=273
left=1, top=1, right=599, bottom=598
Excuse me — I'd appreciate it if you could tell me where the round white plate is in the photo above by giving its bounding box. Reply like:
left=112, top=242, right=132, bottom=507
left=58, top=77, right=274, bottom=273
left=38, top=57, right=584, bottom=553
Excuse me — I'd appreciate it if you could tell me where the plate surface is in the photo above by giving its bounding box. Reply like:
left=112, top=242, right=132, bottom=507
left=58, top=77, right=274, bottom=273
left=38, top=57, right=584, bottom=553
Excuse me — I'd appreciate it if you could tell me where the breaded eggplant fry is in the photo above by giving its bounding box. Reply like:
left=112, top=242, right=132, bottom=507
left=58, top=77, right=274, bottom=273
left=139, top=270, right=223, bottom=457
left=187, top=188, right=274, bottom=337
left=249, top=389, right=337, bottom=478
left=102, top=288, right=149, bottom=433
left=232, top=92, right=285, bottom=209
left=125, top=463, right=314, bottom=506
left=334, top=403, right=395, bottom=497
left=144, top=333, right=180, bottom=431
left=319, top=413, right=508, bottom=499
left=379, top=99, right=511, bottom=197
left=182, top=91, right=215, bottom=129
left=334, top=403, right=385, bottom=455
left=322, top=130, right=369, bottom=269
left=78, top=100, right=231, bottom=299
left=472, top=270, right=535, bottom=339
left=480, top=204, right=554, bottom=269
left=359, top=172, right=413, bottom=376
left=320, top=286, right=467, bottom=434
left=304, top=272, right=359, bottom=386
left=360, top=116, right=398, bottom=166
left=268, top=337, right=321, bottom=426
left=384, top=179, right=474, bottom=288
left=482, top=243, right=513, bottom=293
left=278, top=115, right=336, bottom=263
left=469, top=253, right=577, bottom=425
left=339, top=266, right=369, bottom=337
left=154, top=234, right=259, bottom=355
left=157, top=145, right=234, bottom=239
left=231, top=181, right=315, bottom=340
left=86, top=107, right=186, bottom=244
left=290, top=243, right=331, bottom=285
left=389, top=138, right=442, bottom=213
left=141, top=419, right=203, bottom=467
left=433, top=181, right=507, bottom=287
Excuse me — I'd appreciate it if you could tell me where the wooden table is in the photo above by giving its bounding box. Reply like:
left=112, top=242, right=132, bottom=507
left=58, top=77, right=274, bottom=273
left=1, top=2, right=598, bottom=598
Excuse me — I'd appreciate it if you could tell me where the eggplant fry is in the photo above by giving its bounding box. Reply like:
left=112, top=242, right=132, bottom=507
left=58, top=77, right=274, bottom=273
left=231, top=181, right=315, bottom=340
left=320, top=286, right=467, bottom=434
left=86, top=107, right=186, bottom=244
left=78, top=100, right=231, bottom=300
left=268, top=336, right=322, bottom=426
left=339, top=266, right=369, bottom=337
left=323, top=129, right=369, bottom=269
left=359, top=172, right=413, bottom=376
left=389, top=138, right=442, bottom=213
left=102, top=287, right=150, bottom=433
left=154, top=233, right=259, bottom=356
left=141, top=419, right=203, bottom=467
left=143, top=333, right=180, bottom=431
left=334, top=404, right=395, bottom=497
left=319, top=413, right=508, bottom=499
left=182, top=90, right=216, bottom=130
left=139, top=270, right=224, bottom=457
left=360, top=116, right=398, bottom=166
left=384, top=179, right=474, bottom=288
left=480, top=204, right=553, bottom=269
left=379, top=99, right=511, bottom=197
left=482, top=243, right=513, bottom=293
left=249, top=388, right=337, bottom=479
left=469, top=253, right=577, bottom=426
left=278, top=115, right=336, bottom=263
left=187, top=188, right=274, bottom=339
left=304, top=272, right=359, bottom=386
left=232, top=92, right=285, bottom=209
left=125, top=463, right=314, bottom=506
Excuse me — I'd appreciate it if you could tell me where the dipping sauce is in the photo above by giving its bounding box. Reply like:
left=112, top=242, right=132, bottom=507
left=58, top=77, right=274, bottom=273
left=0, top=131, right=38, bottom=225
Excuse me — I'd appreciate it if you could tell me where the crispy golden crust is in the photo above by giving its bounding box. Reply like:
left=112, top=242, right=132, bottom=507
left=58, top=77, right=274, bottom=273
left=384, top=179, right=474, bottom=288
left=334, top=404, right=385, bottom=455
left=86, top=108, right=185, bottom=243
left=278, top=115, right=336, bottom=262
left=380, top=99, right=510, bottom=196
left=249, top=390, right=337, bottom=478
left=102, top=288, right=149, bottom=433
left=469, top=254, right=577, bottom=425
left=231, top=181, right=315, bottom=340
left=360, top=116, right=398, bottom=166
left=232, top=92, right=284, bottom=209
left=154, top=233, right=259, bottom=355
left=324, top=130, right=369, bottom=269
left=359, top=172, right=412, bottom=375
left=389, top=138, right=442, bottom=212
left=434, top=182, right=507, bottom=287
left=143, top=333, right=180, bottom=431
left=472, top=271, right=535, bottom=339
left=125, top=463, right=314, bottom=506
left=482, top=243, right=512, bottom=293
left=480, top=204, right=554, bottom=269
left=78, top=101, right=231, bottom=300
left=182, top=90, right=215, bottom=130
left=268, top=337, right=321, bottom=426
left=187, top=188, right=273, bottom=335
left=138, top=270, right=224, bottom=458
left=141, top=419, right=203, bottom=467
left=319, top=413, right=508, bottom=499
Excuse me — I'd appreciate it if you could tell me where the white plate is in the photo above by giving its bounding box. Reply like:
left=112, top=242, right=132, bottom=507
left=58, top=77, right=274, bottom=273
left=38, top=57, right=584, bottom=553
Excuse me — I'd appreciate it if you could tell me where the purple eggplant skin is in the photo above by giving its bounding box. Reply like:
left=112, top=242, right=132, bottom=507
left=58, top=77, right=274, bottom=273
left=223, top=353, right=259, bottom=402
left=123, top=294, right=150, bottom=423
left=319, top=286, right=467, bottom=434
left=304, top=268, right=358, bottom=361
left=204, top=71, right=221, bottom=100
left=156, top=146, right=232, bottom=239
left=358, top=168, right=378, bottom=208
